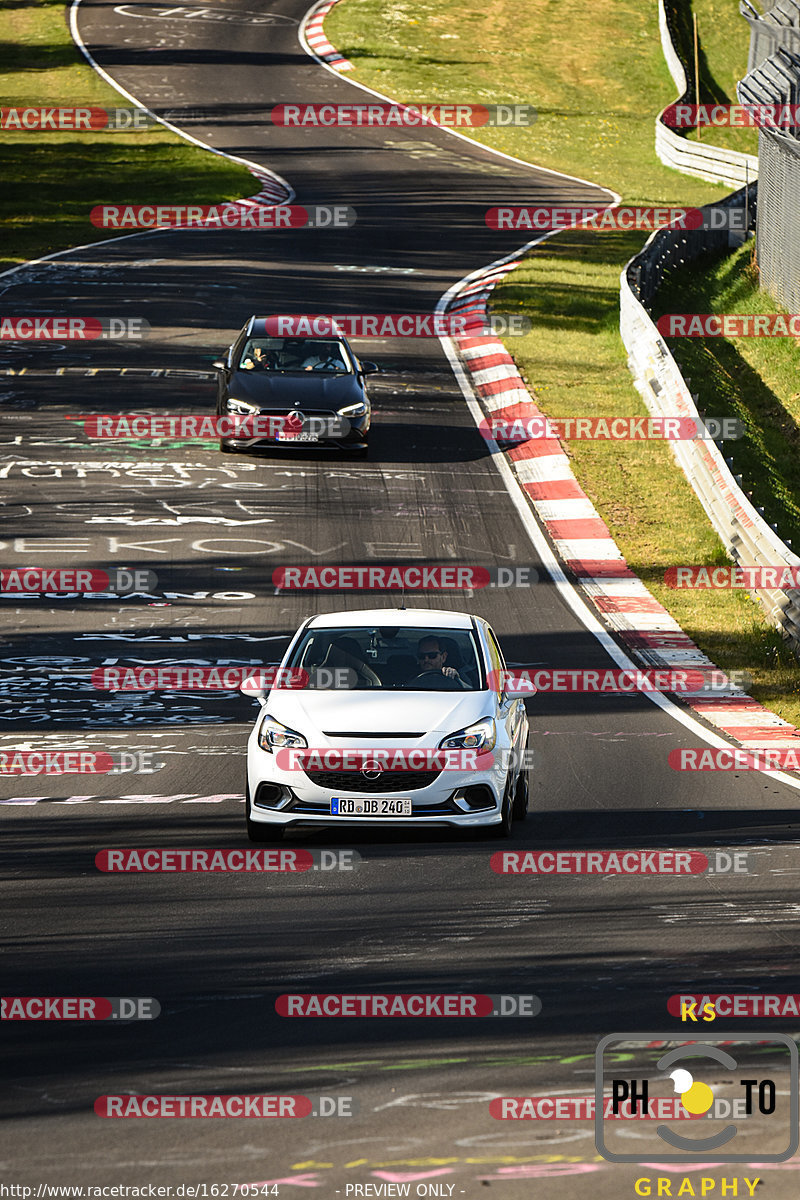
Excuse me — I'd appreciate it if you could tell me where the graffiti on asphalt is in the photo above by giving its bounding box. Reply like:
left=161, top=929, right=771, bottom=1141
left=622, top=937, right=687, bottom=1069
left=0, top=656, right=263, bottom=726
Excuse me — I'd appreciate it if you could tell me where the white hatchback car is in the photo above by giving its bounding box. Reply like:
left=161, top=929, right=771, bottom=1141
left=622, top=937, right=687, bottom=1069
left=245, top=608, right=531, bottom=840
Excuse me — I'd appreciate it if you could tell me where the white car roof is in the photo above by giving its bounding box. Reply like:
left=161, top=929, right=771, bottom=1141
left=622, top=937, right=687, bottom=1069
left=306, top=608, right=476, bottom=630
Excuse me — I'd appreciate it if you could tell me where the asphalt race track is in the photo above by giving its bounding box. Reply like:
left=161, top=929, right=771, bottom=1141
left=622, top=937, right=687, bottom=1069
left=3, top=1, right=800, bottom=1196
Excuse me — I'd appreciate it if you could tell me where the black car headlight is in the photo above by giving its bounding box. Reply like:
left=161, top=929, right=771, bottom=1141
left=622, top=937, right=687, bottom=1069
left=337, top=401, right=368, bottom=418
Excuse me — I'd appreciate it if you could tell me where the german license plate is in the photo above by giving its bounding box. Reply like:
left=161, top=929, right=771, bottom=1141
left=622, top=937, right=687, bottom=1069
left=330, top=797, right=412, bottom=816
left=276, top=431, right=319, bottom=442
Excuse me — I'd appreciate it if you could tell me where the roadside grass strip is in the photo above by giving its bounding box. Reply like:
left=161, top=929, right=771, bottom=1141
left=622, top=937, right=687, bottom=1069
left=0, top=0, right=258, bottom=269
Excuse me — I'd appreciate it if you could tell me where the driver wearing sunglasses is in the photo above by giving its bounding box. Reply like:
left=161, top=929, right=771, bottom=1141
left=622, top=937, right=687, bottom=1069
left=414, top=637, right=467, bottom=688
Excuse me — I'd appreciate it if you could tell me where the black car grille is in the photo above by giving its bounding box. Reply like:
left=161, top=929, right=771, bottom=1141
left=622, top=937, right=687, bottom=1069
left=322, top=731, right=425, bottom=737
left=303, top=769, right=441, bottom=793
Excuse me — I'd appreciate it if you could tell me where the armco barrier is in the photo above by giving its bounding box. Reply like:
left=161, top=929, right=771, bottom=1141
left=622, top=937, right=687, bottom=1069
left=656, top=0, right=759, bottom=186
left=620, top=188, right=800, bottom=653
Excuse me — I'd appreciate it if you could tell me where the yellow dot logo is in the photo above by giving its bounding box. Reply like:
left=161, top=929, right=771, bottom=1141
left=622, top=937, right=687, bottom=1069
left=670, top=1068, right=714, bottom=1115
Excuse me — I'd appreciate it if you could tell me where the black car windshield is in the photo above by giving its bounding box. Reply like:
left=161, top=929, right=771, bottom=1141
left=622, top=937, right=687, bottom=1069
left=286, top=626, right=485, bottom=691
left=237, top=337, right=353, bottom=374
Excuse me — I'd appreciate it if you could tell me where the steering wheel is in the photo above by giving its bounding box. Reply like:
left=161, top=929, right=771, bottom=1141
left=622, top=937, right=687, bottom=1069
left=357, top=672, right=383, bottom=688
left=403, top=672, right=460, bottom=691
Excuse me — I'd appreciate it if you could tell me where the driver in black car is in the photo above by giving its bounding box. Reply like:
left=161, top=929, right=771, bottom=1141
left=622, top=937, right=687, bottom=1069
left=413, top=637, right=468, bottom=689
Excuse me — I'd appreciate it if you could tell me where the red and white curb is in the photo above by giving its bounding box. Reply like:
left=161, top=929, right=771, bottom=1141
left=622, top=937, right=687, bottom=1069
left=302, top=0, right=354, bottom=71
left=238, top=170, right=293, bottom=208
left=444, top=269, right=800, bottom=763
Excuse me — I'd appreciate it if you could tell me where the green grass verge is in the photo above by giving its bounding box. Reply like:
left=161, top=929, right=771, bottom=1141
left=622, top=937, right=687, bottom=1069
left=0, top=0, right=253, bottom=270
left=326, top=0, right=800, bottom=726
left=326, top=0, right=754, bottom=194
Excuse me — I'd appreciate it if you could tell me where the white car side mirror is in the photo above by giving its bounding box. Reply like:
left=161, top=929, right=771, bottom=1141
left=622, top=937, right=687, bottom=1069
left=503, top=684, right=537, bottom=700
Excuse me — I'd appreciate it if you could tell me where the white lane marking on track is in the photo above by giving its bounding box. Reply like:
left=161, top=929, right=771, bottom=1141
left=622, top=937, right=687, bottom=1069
left=0, top=794, right=244, bottom=805
left=333, top=265, right=417, bottom=274
left=113, top=6, right=298, bottom=27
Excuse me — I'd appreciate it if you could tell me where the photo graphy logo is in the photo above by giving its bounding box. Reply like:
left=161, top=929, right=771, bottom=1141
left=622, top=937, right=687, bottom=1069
left=595, top=1033, right=798, bottom=1163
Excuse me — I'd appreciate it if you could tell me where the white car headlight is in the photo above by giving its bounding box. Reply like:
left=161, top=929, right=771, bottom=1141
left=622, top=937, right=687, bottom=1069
left=227, top=398, right=260, bottom=415
left=439, top=717, right=496, bottom=752
left=337, top=400, right=368, bottom=417
left=258, top=714, right=308, bottom=753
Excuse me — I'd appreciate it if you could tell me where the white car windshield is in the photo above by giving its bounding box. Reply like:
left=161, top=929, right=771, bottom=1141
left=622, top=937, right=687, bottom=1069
left=287, top=625, right=485, bottom=690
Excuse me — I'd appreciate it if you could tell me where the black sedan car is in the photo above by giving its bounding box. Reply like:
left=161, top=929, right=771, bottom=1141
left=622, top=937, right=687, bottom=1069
left=213, top=318, right=378, bottom=455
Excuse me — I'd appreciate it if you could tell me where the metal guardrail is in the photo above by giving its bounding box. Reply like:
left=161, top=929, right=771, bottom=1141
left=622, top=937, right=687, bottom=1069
left=656, top=0, right=759, bottom=186
left=620, top=187, right=800, bottom=653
